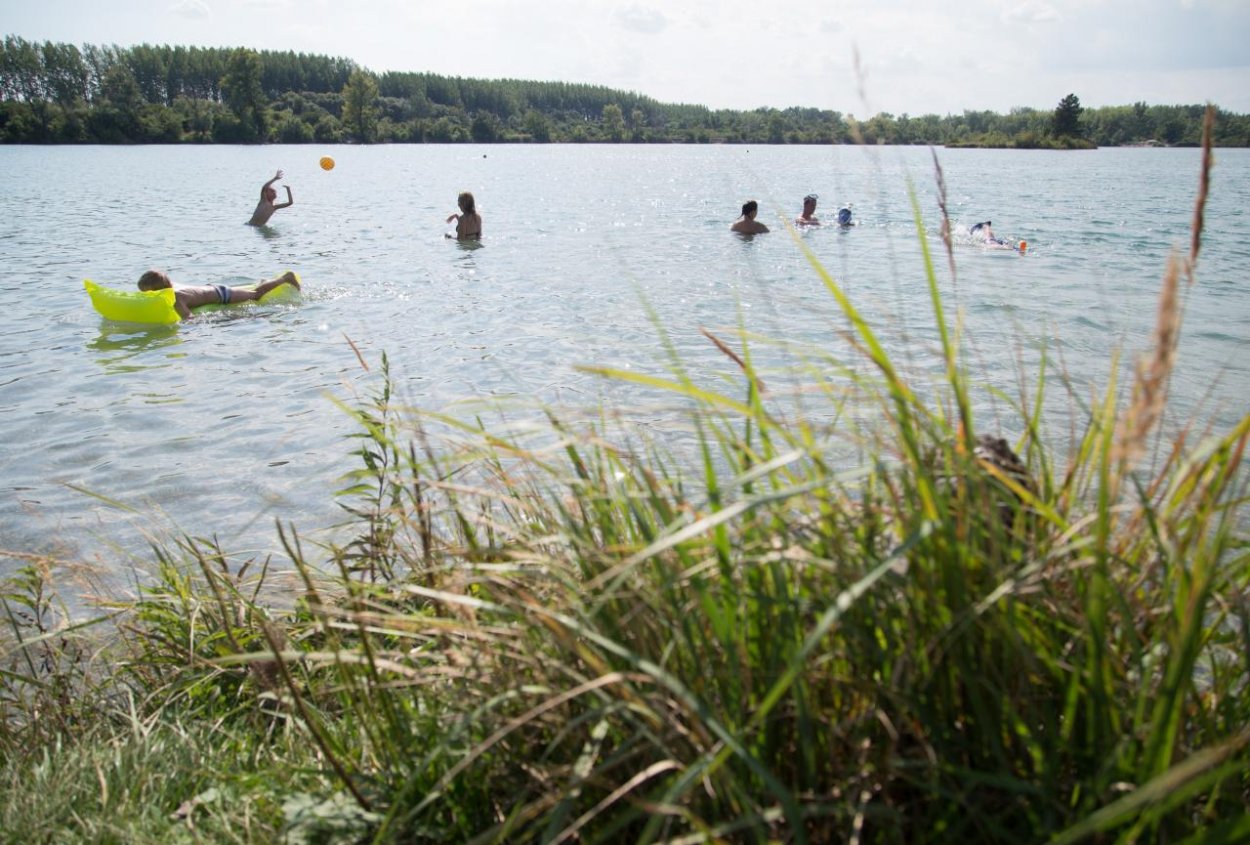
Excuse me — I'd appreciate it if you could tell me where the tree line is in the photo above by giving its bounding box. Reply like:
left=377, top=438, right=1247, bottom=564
left=2, top=36, right=1247, bottom=147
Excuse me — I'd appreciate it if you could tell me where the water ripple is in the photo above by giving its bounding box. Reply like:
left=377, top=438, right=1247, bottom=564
left=1, top=144, right=1247, bottom=576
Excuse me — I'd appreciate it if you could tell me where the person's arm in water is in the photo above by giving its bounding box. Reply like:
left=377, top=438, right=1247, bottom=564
left=273, top=185, right=293, bottom=211
left=171, top=294, right=193, bottom=321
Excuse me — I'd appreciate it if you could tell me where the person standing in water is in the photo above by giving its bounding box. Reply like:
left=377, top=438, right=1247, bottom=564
left=796, top=194, right=820, bottom=226
left=731, top=200, right=770, bottom=234
left=247, top=170, right=293, bottom=226
left=446, top=191, right=482, bottom=240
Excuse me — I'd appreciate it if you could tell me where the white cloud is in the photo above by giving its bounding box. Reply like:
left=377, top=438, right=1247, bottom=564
left=170, top=0, right=212, bottom=20
left=1002, top=2, right=1062, bottom=24
left=615, top=5, right=668, bottom=35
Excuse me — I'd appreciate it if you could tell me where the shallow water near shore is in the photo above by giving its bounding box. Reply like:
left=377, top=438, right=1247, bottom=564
left=1, top=143, right=1247, bottom=590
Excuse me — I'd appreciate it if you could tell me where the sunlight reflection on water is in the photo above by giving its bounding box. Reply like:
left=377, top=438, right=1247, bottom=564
left=1, top=144, right=1246, bottom=591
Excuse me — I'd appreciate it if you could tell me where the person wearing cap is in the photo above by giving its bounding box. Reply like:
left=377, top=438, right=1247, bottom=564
left=731, top=200, right=770, bottom=234
left=796, top=194, right=820, bottom=226
left=837, top=204, right=854, bottom=227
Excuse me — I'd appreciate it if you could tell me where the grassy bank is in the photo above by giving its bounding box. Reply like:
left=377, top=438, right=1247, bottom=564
left=3, top=110, right=1247, bottom=843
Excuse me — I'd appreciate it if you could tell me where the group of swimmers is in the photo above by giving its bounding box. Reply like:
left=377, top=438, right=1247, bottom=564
left=730, top=194, right=855, bottom=235
left=140, top=171, right=485, bottom=314
left=731, top=197, right=1017, bottom=251
left=243, top=168, right=854, bottom=244
left=141, top=169, right=1006, bottom=316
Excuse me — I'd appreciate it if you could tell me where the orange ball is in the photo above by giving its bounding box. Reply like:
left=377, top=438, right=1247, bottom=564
left=319, top=156, right=335, bottom=171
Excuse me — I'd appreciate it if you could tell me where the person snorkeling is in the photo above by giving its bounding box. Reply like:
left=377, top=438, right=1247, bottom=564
left=969, top=220, right=1028, bottom=252
left=970, top=220, right=1004, bottom=245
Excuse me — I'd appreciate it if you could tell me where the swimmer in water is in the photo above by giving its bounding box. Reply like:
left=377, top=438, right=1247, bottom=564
left=970, top=220, right=1005, bottom=245
left=137, top=269, right=300, bottom=320
left=247, top=170, right=293, bottom=226
left=796, top=194, right=820, bottom=226
left=445, top=191, right=482, bottom=240
left=731, top=200, right=770, bottom=234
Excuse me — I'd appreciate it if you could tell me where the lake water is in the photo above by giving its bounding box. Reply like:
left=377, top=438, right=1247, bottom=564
left=1, top=143, right=1247, bottom=589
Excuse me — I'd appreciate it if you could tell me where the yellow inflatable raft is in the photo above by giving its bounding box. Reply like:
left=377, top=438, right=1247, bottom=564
left=84, top=276, right=301, bottom=325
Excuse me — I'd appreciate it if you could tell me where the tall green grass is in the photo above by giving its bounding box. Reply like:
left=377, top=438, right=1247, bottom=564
left=3, top=107, right=1247, bottom=843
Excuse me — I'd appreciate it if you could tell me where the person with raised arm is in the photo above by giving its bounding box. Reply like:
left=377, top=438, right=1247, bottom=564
left=247, top=170, right=293, bottom=226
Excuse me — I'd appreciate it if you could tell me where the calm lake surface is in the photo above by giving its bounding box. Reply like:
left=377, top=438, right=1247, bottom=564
left=2, top=143, right=1247, bottom=588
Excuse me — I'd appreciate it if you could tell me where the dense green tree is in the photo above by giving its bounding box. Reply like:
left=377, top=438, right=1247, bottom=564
left=173, top=94, right=214, bottom=141
left=767, top=111, right=786, bottom=143
left=100, top=63, right=142, bottom=112
left=90, top=63, right=145, bottom=140
left=523, top=108, right=551, bottom=142
left=128, top=44, right=167, bottom=104
left=88, top=66, right=139, bottom=142
left=341, top=68, right=379, bottom=142
left=221, top=48, right=268, bottom=141
left=40, top=41, right=87, bottom=107
left=629, top=106, right=647, bottom=141
left=81, top=44, right=119, bottom=103
left=602, top=102, right=625, bottom=142
left=0, top=36, right=45, bottom=102
left=428, top=114, right=467, bottom=142
left=314, top=114, right=343, bottom=142
left=0, top=100, right=34, bottom=140
left=1052, top=93, right=1083, bottom=138
left=274, top=111, right=313, bottom=142
left=470, top=110, right=500, bottom=142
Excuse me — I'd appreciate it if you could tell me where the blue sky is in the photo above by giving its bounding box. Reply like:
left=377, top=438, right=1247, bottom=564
left=4, top=0, right=1247, bottom=115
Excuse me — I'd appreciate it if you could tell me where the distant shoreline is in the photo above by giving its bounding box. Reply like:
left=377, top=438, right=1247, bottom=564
left=2, top=35, right=1245, bottom=147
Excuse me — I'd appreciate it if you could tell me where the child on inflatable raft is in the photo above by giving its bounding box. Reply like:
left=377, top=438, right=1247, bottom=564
left=138, top=270, right=301, bottom=320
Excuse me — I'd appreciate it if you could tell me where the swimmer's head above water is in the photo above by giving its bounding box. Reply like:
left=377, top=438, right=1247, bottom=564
left=137, top=269, right=173, bottom=290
